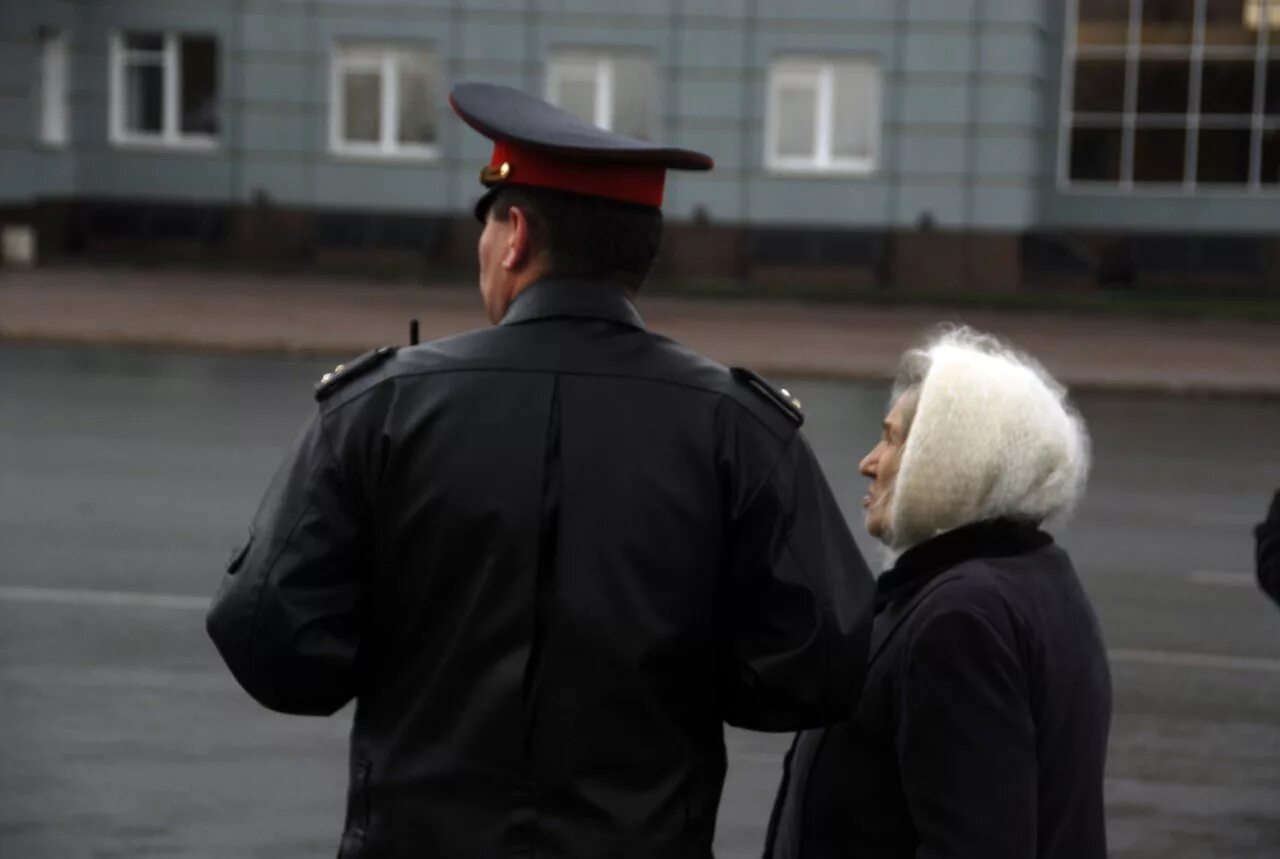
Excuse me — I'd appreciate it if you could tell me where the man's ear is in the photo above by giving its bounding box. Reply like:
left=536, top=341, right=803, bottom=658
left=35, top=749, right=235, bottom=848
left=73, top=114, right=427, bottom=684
left=503, top=205, right=532, bottom=271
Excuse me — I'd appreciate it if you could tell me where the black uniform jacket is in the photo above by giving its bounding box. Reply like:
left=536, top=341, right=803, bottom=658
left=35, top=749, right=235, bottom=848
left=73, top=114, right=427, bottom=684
left=207, top=278, right=874, bottom=859
left=1258, top=489, right=1280, bottom=606
left=766, top=519, right=1111, bottom=859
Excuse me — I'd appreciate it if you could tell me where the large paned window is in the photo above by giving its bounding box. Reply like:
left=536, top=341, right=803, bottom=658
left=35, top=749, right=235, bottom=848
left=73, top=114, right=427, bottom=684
left=1064, top=0, right=1279, bottom=190
left=110, top=31, right=219, bottom=147
left=766, top=58, right=880, bottom=174
left=546, top=51, right=655, bottom=140
left=331, top=45, right=441, bottom=158
left=37, top=29, right=68, bottom=146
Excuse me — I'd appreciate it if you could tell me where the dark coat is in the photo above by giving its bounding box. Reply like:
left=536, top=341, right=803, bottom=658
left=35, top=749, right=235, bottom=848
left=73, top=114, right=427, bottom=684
left=206, top=278, right=874, bottom=859
left=766, top=519, right=1111, bottom=859
left=1258, top=489, right=1280, bottom=606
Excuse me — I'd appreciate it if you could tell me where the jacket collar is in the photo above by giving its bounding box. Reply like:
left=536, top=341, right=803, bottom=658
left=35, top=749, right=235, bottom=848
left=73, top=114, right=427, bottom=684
left=874, top=518, right=1053, bottom=613
left=499, top=276, right=646, bottom=330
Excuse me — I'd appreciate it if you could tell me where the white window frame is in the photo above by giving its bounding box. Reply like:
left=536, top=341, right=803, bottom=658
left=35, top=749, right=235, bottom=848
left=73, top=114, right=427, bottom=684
left=329, top=45, right=440, bottom=160
left=37, top=30, right=69, bottom=146
left=765, top=59, right=880, bottom=176
left=109, top=31, right=218, bottom=150
left=545, top=54, right=616, bottom=130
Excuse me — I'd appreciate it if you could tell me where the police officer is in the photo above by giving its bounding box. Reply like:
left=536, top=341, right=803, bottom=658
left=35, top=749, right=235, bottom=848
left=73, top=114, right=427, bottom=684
left=207, top=82, right=874, bottom=859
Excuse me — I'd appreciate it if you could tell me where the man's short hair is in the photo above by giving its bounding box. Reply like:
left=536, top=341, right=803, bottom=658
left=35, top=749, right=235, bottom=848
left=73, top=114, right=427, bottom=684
left=488, top=186, right=663, bottom=288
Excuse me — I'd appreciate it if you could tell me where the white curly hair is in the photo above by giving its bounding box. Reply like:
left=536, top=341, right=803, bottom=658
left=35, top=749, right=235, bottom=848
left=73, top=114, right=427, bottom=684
left=883, top=325, right=1091, bottom=552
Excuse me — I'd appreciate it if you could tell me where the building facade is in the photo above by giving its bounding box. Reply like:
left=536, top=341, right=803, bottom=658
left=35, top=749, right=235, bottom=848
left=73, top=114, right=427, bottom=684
left=2, top=0, right=1278, bottom=291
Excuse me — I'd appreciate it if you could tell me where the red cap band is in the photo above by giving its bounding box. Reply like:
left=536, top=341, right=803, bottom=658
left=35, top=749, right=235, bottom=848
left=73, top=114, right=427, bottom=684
left=487, top=141, right=666, bottom=208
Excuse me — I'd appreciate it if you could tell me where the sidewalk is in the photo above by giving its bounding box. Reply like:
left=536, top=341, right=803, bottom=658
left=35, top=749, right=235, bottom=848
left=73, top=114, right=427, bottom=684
left=2, top=265, right=1278, bottom=396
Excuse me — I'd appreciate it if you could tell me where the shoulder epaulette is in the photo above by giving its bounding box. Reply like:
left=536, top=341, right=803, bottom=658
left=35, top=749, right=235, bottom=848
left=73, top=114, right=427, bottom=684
left=730, top=367, right=804, bottom=426
left=314, top=346, right=397, bottom=401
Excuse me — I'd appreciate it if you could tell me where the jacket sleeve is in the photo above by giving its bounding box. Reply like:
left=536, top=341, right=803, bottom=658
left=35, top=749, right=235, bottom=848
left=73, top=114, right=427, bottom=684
left=1257, top=489, right=1280, bottom=607
left=206, top=411, right=368, bottom=716
left=897, top=605, right=1037, bottom=859
left=721, top=433, right=875, bottom=731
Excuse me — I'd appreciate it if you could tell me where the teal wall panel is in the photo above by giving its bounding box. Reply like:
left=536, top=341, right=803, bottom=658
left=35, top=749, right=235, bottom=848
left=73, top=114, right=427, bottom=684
left=10, top=0, right=1276, bottom=233
left=239, top=58, right=320, bottom=106
left=77, top=148, right=233, bottom=199
left=898, top=85, right=974, bottom=125
left=747, top=177, right=893, bottom=225
left=974, top=136, right=1038, bottom=178
left=898, top=136, right=969, bottom=175
left=976, top=83, right=1039, bottom=126
left=313, top=161, right=451, bottom=212
left=908, top=0, right=978, bottom=23
left=969, top=187, right=1037, bottom=229
left=901, top=36, right=974, bottom=76
left=895, top=185, right=967, bottom=227
left=758, top=0, right=898, bottom=24
left=978, top=32, right=1042, bottom=76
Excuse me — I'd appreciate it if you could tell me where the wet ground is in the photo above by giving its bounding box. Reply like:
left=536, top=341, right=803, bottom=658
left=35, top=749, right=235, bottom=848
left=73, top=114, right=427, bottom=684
left=2, top=343, right=1278, bottom=857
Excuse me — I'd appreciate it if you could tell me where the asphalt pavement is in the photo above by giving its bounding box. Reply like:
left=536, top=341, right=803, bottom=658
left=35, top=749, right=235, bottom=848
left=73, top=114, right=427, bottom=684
left=2, top=342, right=1278, bottom=858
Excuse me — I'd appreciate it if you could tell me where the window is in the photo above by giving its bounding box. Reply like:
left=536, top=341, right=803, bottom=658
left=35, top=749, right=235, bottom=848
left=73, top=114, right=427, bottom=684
left=546, top=52, right=655, bottom=140
left=110, top=32, right=219, bottom=148
left=37, top=29, right=68, bottom=146
left=1245, top=0, right=1280, bottom=30
left=331, top=45, right=441, bottom=158
left=766, top=59, right=880, bottom=174
left=1062, top=0, right=1280, bottom=190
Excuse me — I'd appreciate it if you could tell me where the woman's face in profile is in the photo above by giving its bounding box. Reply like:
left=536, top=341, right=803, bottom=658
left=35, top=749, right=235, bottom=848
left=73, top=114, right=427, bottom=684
left=859, top=395, right=912, bottom=542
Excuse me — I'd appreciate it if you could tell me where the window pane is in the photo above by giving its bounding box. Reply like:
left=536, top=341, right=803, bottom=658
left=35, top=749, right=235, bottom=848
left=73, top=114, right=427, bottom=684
left=776, top=83, right=818, bottom=158
left=1261, top=128, right=1280, bottom=184
left=124, top=32, right=163, bottom=53
left=125, top=60, right=163, bottom=134
left=1136, top=60, right=1190, bottom=114
left=1200, top=60, right=1256, bottom=116
left=1267, top=60, right=1280, bottom=116
left=1133, top=127, right=1187, bottom=182
left=1243, top=0, right=1280, bottom=33
left=831, top=64, right=876, bottom=160
left=1073, top=60, right=1127, bottom=113
left=555, top=75, right=598, bottom=126
left=1204, top=0, right=1260, bottom=46
left=1196, top=128, right=1253, bottom=183
left=342, top=69, right=382, bottom=143
left=612, top=56, right=654, bottom=140
left=1077, top=0, right=1130, bottom=46
left=1141, top=0, right=1195, bottom=46
left=39, top=31, right=68, bottom=144
left=396, top=53, right=438, bottom=146
left=1069, top=125, right=1124, bottom=181
left=180, top=36, right=218, bottom=135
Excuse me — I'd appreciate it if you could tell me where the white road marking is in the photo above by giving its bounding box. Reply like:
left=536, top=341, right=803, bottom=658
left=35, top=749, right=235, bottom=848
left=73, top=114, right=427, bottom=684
left=1187, top=570, right=1257, bottom=588
left=0, top=585, right=208, bottom=611
left=1109, top=648, right=1280, bottom=674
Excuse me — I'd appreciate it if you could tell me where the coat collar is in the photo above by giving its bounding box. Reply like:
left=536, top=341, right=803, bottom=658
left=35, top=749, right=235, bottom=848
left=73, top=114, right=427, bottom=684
left=865, top=518, right=1052, bottom=667
left=499, top=277, right=646, bottom=330
left=874, top=518, right=1053, bottom=613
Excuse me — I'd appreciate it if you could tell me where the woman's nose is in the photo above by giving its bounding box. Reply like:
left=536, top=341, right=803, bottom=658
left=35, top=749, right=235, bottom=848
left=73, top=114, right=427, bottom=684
left=859, top=446, right=879, bottom=479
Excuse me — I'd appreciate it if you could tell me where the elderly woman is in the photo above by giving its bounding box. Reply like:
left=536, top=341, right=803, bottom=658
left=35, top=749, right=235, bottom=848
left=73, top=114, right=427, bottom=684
left=766, top=327, right=1111, bottom=859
